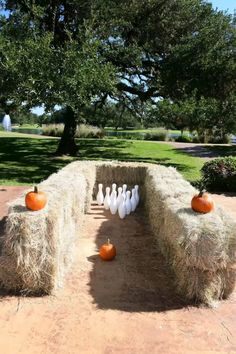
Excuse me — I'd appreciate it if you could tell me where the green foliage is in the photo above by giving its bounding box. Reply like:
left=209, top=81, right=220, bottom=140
left=152, top=98, right=196, bottom=132
left=0, top=0, right=235, bottom=154
left=0, top=34, right=116, bottom=111
left=201, top=157, right=236, bottom=192
left=175, top=135, right=192, bottom=143
left=206, top=134, right=231, bottom=144
left=11, top=110, right=39, bottom=125
left=153, top=94, right=236, bottom=140
left=144, top=132, right=168, bottom=141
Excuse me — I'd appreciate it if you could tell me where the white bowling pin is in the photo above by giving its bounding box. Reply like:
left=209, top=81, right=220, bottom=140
left=104, top=187, right=111, bottom=210
left=118, top=195, right=126, bottom=219
left=112, top=183, right=117, bottom=193
left=134, top=185, right=139, bottom=206
left=125, top=191, right=132, bottom=215
left=96, top=183, right=104, bottom=205
left=110, top=190, right=118, bottom=214
left=116, top=187, right=123, bottom=208
left=131, top=188, right=137, bottom=211
left=122, top=184, right=127, bottom=201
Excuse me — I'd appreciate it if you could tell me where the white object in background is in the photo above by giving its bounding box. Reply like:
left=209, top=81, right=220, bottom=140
left=131, top=188, right=137, bottom=211
left=122, top=184, right=127, bottom=200
left=96, top=183, right=104, bottom=205
left=110, top=190, right=118, bottom=214
left=2, top=114, right=11, bottom=131
left=104, top=187, right=111, bottom=210
left=134, top=185, right=140, bottom=206
left=112, top=183, right=117, bottom=193
left=125, top=191, right=132, bottom=215
left=118, top=195, right=126, bottom=219
left=116, top=187, right=123, bottom=208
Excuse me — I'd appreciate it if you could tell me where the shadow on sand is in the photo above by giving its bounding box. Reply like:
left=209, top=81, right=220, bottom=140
left=87, top=205, right=193, bottom=312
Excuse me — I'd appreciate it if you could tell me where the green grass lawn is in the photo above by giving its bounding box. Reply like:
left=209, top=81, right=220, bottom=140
left=0, top=131, right=49, bottom=139
left=0, top=132, right=203, bottom=185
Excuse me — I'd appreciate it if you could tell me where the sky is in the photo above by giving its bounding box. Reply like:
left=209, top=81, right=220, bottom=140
left=210, top=0, right=235, bottom=13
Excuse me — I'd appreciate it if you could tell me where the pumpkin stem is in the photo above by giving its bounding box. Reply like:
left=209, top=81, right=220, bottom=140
left=107, top=238, right=110, bottom=245
left=199, top=188, right=206, bottom=197
left=34, top=186, right=38, bottom=193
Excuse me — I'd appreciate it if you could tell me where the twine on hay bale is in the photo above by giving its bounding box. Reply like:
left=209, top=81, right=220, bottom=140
left=0, top=160, right=235, bottom=306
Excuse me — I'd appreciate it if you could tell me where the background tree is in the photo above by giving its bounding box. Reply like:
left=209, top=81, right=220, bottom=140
left=0, top=0, right=116, bottom=154
left=0, top=0, right=235, bottom=153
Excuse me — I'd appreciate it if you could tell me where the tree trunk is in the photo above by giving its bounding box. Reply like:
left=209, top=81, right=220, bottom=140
left=55, top=106, right=78, bottom=156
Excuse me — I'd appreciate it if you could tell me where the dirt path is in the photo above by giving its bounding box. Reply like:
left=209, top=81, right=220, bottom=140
left=0, top=188, right=236, bottom=353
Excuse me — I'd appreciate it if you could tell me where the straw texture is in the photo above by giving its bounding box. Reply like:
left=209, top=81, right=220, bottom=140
left=0, top=160, right=235, bottom=305
left=145, top=165, right=236, bottom=306
left=0, top=161, right=96, bottom=294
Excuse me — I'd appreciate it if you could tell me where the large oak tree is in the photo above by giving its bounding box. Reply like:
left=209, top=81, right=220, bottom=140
left=0, top=0, right=235, bottom=154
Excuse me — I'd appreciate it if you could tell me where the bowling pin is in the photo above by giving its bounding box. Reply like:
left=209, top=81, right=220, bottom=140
left=118, top=195, right=126, bottom=219
left=96, top=183, right=104, bottom=205
left=131, top=188, right=136, bottom=211
left=112, top=183, right=117, bottom=193
left=104, top=187, right=111, bottom=210
left=110, top=190, right=118, bottom=214
left=122, top=184, right=127, bottom=201
left=134, top=185, right=139, bottom=206
left=116, top=187, right=123, bottom=208
left=125, top=191, right=132, bottom=215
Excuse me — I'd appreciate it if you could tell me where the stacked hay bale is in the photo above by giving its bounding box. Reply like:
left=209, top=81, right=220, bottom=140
left=0, top=161, right=97, bottom=294
left=145, top=165, right=236, bottom=307
left=94, top=161, right=146, bottom=200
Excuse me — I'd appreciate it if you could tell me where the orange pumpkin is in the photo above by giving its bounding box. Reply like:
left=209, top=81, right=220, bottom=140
left=99, top=239, right=116, bottom=261
left=25, top=186, right=47, bottom=211
left=191, top=191, right=214, bottom=213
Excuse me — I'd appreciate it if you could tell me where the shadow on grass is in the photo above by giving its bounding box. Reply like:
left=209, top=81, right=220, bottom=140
left=88, top=205, right=193, bottom=312
left=173, top=144, right=236, bottom=159
left=173, top=145, right=219, bottom=159
left=78, top=139, right=197, bottom=174
left=206, top=145, right=236, bottom=157
left=0, top=137, right=199, bottom=184
left=0, top=137, right=64, bottom=184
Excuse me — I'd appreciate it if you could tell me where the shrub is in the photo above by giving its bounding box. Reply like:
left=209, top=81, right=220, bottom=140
left=197, top=133, right=231, bottom=144
left=207, top=135, right=231, bottom=144
left=192, top=136, right=201, bottom=143
left=42, top=124, right=64, bottom=137
left=75, top=124, right=105, bottom=138
left=42, top=124, right=105, bottom=138
left=201, top=157, right=236, bottom=192
left=144, top=132, right=168, bottom=141
left=175, top=135, right=192, bottom=143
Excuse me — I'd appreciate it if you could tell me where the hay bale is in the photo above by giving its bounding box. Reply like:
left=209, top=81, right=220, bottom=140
left=145, top=165, right=236, bottom=306
left=0, top=160, right=235, bottom=305
left=0, top=161, right=97, bottom=294
left=94, top=161, right=147, bottom=202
